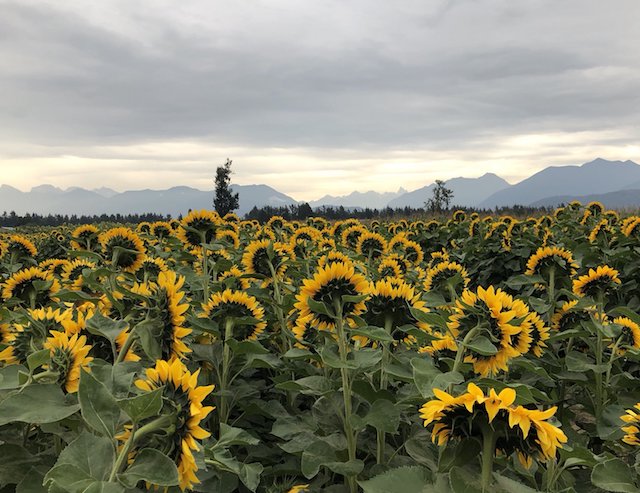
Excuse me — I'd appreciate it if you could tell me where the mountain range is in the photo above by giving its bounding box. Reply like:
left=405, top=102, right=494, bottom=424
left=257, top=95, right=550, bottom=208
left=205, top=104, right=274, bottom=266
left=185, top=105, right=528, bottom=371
left=2, top=158, right=640, bottom=216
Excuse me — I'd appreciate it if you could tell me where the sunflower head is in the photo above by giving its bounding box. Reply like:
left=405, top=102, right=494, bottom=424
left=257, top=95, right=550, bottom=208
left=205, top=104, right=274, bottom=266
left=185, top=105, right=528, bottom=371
left=134, top=359, right=214, bottom=491
left=241, top=239, right=289, bottom=279
left=356, top=232, right=387, bottom=260
left=99, top=227, right=146, bottom=272
left=44, top=331, right=93, bottom=393
left=70, top=225, right=100, bottom=250
left=149, top=221, right=174, bottom=239
left=200, top=289, right=267, bottom=341
left=176, top=210, right=221, bottom=247
left=572, top=265, right=621, bottom=298
left=295, top=261, right=369, bottom=331
left=525, top=246, right=578, bottom=279
left=2, top=267, right=60, bottom=307
left=364, top=278, right=430, bottom=343
left=4, top=235, right=38, bottom=259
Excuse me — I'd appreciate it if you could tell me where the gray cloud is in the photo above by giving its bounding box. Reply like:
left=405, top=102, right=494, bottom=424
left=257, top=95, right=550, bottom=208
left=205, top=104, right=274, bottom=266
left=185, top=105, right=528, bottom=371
left=0, top=0, right=639, bottom=197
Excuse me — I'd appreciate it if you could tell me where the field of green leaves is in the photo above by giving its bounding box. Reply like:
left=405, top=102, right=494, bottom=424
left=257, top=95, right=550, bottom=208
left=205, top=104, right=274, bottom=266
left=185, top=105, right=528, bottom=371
left=1, top=202, right=640, bottom=493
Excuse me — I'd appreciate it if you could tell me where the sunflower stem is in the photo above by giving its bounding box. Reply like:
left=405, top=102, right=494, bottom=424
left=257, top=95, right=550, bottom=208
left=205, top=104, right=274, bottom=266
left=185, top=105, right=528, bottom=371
left=115, top=329, right=137, bottom=364
left=547, top=266, right=555, bottom=327
left=109, top=422, right=138, bottom=482
left=376, top=315, right=393, bottom=465
left=201, top=235, right=210, bottom=303
left=334, top=299, right=358, bottom=493
left=449, top=327, right=479, bottom=391
left=595, top=292, right=605, bottom=419
left=480, top=425, right=496, bottom=492
left=219, top=317, right=234, bottom=428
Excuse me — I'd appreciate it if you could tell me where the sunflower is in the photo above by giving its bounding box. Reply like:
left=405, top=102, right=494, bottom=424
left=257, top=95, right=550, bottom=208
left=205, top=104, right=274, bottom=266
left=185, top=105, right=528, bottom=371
left=70, top=225, right=100, bottom=250
left=99, top=227, right=146, bottom=272
left=39, top=258, right=72, bottom=277
left=149, top=221, right=174, bottom=239
left=0, top=307, right=72, bottom=365
left=588, top=219, right=613, bottom=244
left=176, top=210, right=221, bottom=248
left=317, top=251, right=353, bottom=269
left=572, top=265, right=621, bottom=298
left=621, top=404, right=640, bottom=446
left=622, top=217, right=640, bottom=238
left=378, top=257, right=404, bottom=279
left=448, top=286, right=529, bottom=376
left=287, top=484, right=311, bottom=493
left=266, top=215, right=287, bottom=230
left=524, top=311, right=549, bottom=357
left=423, top=261, right=470, bottom=293
left=291, top=312, right=330, bottom=349
left=419, top=332, right=458, bottom=359
left=295, top=261, right=369, bottom=331
left=241, top=239, right=289, bottom=280
left=525, top=246, right=578, bottom=278
left=420, top=384, right=567, bottom=462
left=363, top=278, right=430, bottom=344
left=612, top=317, right=640, bottom=354
left=216, top=229, right=240, bottom=249
left=218, top=265, right=251, bottom=291
left=200, top=289, right=267, bottom=341
left=340, top=224, right=367, bottom=250
left=43, top=331, right=93, bottom=393
left=60, top=310, right=139, bottom=363
left=135, top=256, right=169, bottom=282
left=428, top=250, right=450, bottom=268
left=134, top=359, right=214, bottom=491
left=146, top=271, right=192, bottom=360
left=4, top=235, right=38, bottom=259
left=356, top=231, right=387, bottom=260
left=2, top=267, right=60, bottom=307
left=62, top=258, right=96, bottom=291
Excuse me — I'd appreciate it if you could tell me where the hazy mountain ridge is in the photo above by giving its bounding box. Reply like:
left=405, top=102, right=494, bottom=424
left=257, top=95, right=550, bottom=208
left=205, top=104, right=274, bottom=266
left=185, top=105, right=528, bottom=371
left=3, top=159, right=640, bottom=216
left=0, top=184, right=298, bottom=217
left=310, top=188, right=407, bottom=209
left=387, top=173, right=510, bottom=209
left=480, top=158, right=640, bottom=208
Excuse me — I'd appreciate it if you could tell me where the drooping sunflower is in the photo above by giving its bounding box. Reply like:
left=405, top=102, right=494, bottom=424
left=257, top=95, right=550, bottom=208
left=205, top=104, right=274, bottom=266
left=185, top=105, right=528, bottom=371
left=295, top=261, right=369, bottom=331
left=340, top=224, right=367, bottom=250
left=99, top=227, right=146, bottom=272
left=621, top=404, right=640, bottom=446
left=266, top=215, right=287, bottom=231
left=69, top=224, right=100, bottom=250
left=134, top=359, right=214, bottom=491
left=135, top=256, right=169, bottom=282
left=524, top=311, right=549, bottom=357
left=378, top=257, right=404, bottom=279
left=146, top=270, right=192, bottom=360
left=241, top=239, right=289, bottom=280
left=200, top=289, right=267, bottom=341
left=2, top=267, right=60, bottom=307
left=216, top=229, right=240, bottom=249
left=0, top=307, right=72, bottom=365
left=61, top=258, right=96, bottom=291
left=363, top=278, right=430, bottom=345
left=60, top=310, right=139, bottom=363
left=176, top=209, right=221, bottom=248
left=612, top=317, right=640, bottom=354
left=423, top=261, right=470, bottom=294
left=622, top=217, right=640, bottom=238
left=420, top=384, right=567, bottom=463
left=588, top=219, right=614, bottom=244
left=525, top=246, right=578, bottom=279
left=428, top=250, right=450, bottom=268
left=43, top=331, right=93, bottom=393
left=572, top=265, right=621, bottom=298
left=448, top=286, right=530, bottom=376
left=149, top=221, right=174, bottom=239
left=39, top=258, right=72, bottom=278
left=4, top=234, right=38, bottom=259
left=218, top=265, right=252, bottom=291
left=317, top=251, right=353, bottom=270
left=356, top=231, right=387, bottom=260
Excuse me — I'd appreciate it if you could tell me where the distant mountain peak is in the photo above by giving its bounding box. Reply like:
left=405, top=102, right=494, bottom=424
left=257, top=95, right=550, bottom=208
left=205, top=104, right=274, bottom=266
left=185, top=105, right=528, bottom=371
left=31, top=184, right=63, bottom=193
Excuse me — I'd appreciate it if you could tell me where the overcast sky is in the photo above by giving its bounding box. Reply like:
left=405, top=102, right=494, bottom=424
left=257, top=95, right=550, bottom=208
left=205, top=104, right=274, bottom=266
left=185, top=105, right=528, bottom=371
left=1, top=0, right=639, bottom=201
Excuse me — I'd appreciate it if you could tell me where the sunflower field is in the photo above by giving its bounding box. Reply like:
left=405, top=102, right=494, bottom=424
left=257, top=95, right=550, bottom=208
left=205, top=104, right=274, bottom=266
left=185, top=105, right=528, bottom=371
left=1, top=202, right=640, bottom=493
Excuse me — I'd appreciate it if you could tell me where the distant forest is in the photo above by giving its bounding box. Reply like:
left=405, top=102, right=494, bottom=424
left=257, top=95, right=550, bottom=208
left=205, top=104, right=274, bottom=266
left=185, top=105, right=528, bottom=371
left=0, top=203, right=556, bottom=227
